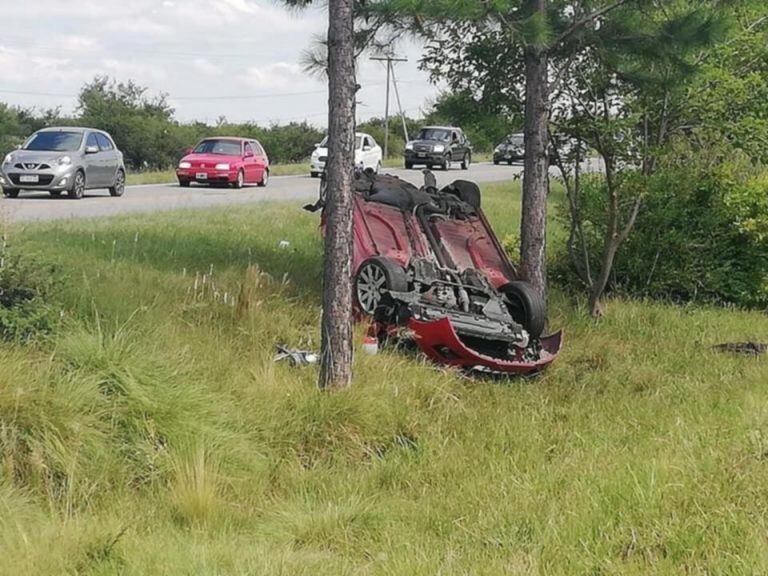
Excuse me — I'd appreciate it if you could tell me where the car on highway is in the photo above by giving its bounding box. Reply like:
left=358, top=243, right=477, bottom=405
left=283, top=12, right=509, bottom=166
left=493, top=133, right=525, bottom=165
left=310, top=132, right=382, bottom=178
left=0, top=127, right=126, bottom=199
left=176, top=137, right=270, bottom=188
left=404, top=126, right=472, bottom=171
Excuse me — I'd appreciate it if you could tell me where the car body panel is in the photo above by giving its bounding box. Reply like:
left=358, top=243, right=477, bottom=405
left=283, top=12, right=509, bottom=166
left=176, top=137, right=269, bottom=186
left=0, top=127, right=125, bottom=195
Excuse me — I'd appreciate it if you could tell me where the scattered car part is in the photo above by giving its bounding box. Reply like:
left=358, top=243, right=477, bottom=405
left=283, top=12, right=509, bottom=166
left=274, top=345, right=318, bottom=366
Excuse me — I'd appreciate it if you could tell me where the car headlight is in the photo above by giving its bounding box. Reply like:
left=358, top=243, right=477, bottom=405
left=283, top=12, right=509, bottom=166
left=57, top=155, right=72, bottom=166
left=179, top=161, right=191, bottom=169
left=494, top=146, right=502, bottom=153
left=405, top=142, right=413, bottom=151
left=2, top=153, right=12, bottom=164
left=433, top=144, right=445, bottom=153
left=215, top=163, right=230, bottom=170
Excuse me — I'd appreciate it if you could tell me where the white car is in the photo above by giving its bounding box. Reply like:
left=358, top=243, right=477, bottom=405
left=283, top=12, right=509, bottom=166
left=310, top=132, right=382, bottom=177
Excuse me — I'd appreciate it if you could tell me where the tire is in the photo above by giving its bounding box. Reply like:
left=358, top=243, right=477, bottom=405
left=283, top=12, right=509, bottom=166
left=493, top=159, right=500, bottom=165
left=232, top=170, right=244, bottom=189
left=69, top=171, right=85, bottom=199
left=310, top=172, right=319, bottom=178
left=3, top=188, right=19, bottom=198
left=109, top=169, right=125, bottom=197
left=375, top=161, right=381, bottom=174
left=179, top=180, right=190, bottom=188
left=508, top=160, right=513, bottom=166
left=354, top=256, right=409, bottom=316
left=500, top=281, right=546, bottom=339
left=442, top=154, right=452, bottom=171
left=404, top=161, right=413, bottom=170
left=49, top=190, right=62, bottom=197
left=258, top=169, right=269, bottom=187
left=461, top=153, right=471, bottom=170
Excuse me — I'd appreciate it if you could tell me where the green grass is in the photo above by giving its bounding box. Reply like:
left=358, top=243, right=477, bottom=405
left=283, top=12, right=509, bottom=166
left=1, top=181, right=767, bottom=574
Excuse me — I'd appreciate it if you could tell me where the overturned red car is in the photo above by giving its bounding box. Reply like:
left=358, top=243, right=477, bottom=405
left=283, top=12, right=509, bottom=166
left=307, top=170, right=562, bottom=375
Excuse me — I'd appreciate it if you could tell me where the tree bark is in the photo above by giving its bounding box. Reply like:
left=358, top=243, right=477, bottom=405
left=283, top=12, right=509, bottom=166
left=520, top=8, right=550, bottom=302
left=319, top=0, right=356, bottom=389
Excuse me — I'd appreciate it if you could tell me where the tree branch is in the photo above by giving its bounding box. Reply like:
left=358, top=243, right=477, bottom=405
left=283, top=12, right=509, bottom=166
left=555, top=0, right=632, bottom=46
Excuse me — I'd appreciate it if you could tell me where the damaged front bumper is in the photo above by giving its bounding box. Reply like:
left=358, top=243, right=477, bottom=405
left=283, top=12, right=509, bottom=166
left=407, top=317, right=562, bottom=375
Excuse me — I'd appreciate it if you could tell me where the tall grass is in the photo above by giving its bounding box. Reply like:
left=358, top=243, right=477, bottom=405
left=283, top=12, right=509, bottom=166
left=0, top=181, right=765, bottom=574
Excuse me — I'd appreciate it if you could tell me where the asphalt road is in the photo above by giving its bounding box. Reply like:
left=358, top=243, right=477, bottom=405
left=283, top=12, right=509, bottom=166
left=1, top=162, right=526, bottom=223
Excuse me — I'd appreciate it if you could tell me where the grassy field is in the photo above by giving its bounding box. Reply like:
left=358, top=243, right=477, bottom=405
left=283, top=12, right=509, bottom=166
left=1, top=182, right=767, bottom=574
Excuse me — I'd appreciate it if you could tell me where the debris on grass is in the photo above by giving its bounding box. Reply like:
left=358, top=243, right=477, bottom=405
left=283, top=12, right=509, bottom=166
left=274, top=344, right=318, bottom=366
left=712, top=342, right=767, bottom=356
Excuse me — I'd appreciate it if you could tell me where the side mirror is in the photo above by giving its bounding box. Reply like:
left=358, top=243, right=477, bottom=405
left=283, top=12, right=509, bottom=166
left=85, top=145, right=99, bottom=154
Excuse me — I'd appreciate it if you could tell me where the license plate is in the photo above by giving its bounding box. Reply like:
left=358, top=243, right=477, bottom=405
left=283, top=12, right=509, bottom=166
left=19, top=175, right=39, bottom=183
left=417, top=153, right=426, bottom=158
left=195, top=172, right=208, bottom=180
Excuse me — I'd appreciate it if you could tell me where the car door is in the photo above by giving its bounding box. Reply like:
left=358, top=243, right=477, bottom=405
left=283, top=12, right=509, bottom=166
left=96, top=133, right=119, bottom=185
left=242, top=142, right=258, bottom=183
left=252, top=141, right=267, bottom=181
left=84, top=132, right=105, bottom=187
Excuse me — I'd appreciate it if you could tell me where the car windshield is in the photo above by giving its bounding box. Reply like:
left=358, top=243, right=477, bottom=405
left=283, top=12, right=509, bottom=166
left=193, top=139, right=242, bottom=155
left=506, top=134, right=524, bottom=146
left=24, top=131, right=83, bottom=152
left=417, top=128, right=451, bottom=142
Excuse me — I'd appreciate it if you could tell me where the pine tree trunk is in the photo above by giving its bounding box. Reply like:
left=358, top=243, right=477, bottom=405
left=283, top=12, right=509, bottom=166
left=319, top=0, right=356, bottom=389
left=520, top=18, right=550, bottom=302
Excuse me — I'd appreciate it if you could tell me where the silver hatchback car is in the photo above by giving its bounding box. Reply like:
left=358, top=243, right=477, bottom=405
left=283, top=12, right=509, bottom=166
left=0, top=127, right=126, bottom=199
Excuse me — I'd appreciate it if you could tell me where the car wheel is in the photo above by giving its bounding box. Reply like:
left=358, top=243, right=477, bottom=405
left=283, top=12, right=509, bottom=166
left=232, top=170, right=244, bottom=189
left=311, top=172, right=319, bottom=178
left=258, top=169, right=269, bottom=187
left=508, top=160, right=513, bottom=166
left=446, top=180, right=481, bottom=209
left=404, top=161, right=413, bottom=170
left=3, top=188, right=19, bottom=198
left=493, top=159, right=500, bottom=165
left=461, top=153, right=471, bottom=170
left=500, top=281, right=546, bottom=339
left=354, top=256, right=409, bottom=316
left=375, top=161, right=381, bottom=174
left=442, top=154, right=452, bottom=171
left=49, top=190, right=62, bottom=197
left=69, top=171, right=85, bottom=199
left=179, top=180, right=190, bottom=188
left=109, top=169, right=125, bottom=197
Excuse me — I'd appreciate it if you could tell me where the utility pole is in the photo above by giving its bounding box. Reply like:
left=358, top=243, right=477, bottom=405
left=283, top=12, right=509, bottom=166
left=370, top=54, right=407, bottom=159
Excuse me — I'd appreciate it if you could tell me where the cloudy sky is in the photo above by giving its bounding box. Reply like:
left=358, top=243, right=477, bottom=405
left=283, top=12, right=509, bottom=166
left=0, top=0, right=441, bottom=126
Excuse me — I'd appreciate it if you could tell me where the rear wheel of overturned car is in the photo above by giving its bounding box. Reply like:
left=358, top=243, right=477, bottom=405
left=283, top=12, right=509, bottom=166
left=109, top=169, right=125, bottom=197
left=355, top=256, right=409, bottom=316
left=69, top=171, right=85, bottom=199
left=500, top=281, right=546, bottom=339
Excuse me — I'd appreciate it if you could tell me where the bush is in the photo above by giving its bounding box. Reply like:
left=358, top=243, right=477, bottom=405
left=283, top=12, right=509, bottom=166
left=555, top=151, right=768, bottom=307
left=0, top=248, right=63, bottom=340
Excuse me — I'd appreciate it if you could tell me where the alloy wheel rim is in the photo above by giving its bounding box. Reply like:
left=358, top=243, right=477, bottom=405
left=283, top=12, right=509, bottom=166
left=75, top=174, right=84, bottom=196
left=357, top=264, right=387, bottom=313
left=263, top=171, right=269, bottom=185
left=116, top=172, right=124, bottom=193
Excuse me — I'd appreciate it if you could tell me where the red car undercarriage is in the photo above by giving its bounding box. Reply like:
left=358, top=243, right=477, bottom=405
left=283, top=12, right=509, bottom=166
left=307, top=170, right=562, bottom=375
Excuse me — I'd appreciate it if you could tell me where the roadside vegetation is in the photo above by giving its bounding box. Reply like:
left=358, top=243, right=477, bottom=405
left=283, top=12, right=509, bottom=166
left=1, top=182, right=766, bottom=574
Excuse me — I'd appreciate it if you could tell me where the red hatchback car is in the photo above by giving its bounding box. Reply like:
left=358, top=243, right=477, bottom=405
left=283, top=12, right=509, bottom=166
left=176, top=137, right=269, bottom=188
